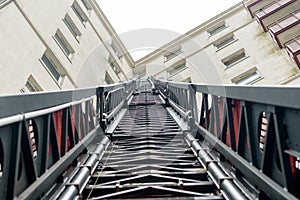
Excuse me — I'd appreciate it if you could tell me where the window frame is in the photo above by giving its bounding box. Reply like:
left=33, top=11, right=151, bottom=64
left=232, top=68, right=263, bottom=85
left=207, top=22, right=228, bottom=36
left=255, top=0, right=295, bottom=19
left=111, top=41, right=123, bottom=61
left=268, top=8, right=300, bottom=48
left=20, top=75, right=43, bottom=93
left=81, top=0, right=93, bottom=12
left=104, top=72, right=113, bottom=84
left=167, top=61, right=187, bottom=77
left=222, top=49, right=248, bottom=68
left=40, top=51, right=65, bottom=85
left=214, top=34, right=237, bottom=50
left=109, top=56, right=121, bottom=79
left=164, top=47, right=183, bottom=62
left=71, top=2, right=88, bottom=26
left=182, top=77, right=192, bottom=83
left=286, top=36, right=300, bottom=68
left=53, top=29, right=75, bottom=61
left=63, top=14, right=81, bottom=42
left=254, top=0, right=297, bottom=31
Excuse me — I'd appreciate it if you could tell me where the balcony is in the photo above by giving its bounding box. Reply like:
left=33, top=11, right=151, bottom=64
left=245, top=0, right=273, bottom=18
left=254, top=0, right=300, bottom=31
left=286, top=35, right=300, bottom=68
left=269, top=9, right=300, bottom=48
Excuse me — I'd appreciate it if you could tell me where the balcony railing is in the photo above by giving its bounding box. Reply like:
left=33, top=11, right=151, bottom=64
left=269, top=8, right=300, bottom=48
left=245, top=0, right=271, bottom=18
left=254, top=0, right=299, bottom=31
left=286, top=35, right=300, bottom=68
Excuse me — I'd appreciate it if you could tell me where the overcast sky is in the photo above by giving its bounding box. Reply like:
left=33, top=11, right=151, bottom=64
left=96, top=0, right=242, bottom=60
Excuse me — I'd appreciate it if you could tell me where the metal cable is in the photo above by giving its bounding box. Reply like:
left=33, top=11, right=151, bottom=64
left=85, top=139, right=117, bottom=199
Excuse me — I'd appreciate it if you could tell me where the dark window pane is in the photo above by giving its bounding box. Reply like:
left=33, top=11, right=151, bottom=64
left=41, top=54, right=60, bottom=81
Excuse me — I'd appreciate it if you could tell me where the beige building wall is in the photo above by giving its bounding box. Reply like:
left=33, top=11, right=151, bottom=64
left=1, top=0, right=300, bottom=95
left=0, top=0, right=134, bottom=94
left=134, top=2, right=300, bottom=85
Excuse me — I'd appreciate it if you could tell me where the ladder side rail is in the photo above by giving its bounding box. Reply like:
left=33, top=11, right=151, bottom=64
left=152, top=77, right=300, bottom=200
left=0, top=79, right=135, bottom=200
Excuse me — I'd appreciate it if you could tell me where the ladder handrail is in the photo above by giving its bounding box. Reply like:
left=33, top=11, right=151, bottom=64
left=0, top=78, right=137, bottom=200
left=0, top=78, right=137, bottom=119
left=152, top=77, right=300, bottom=109
left=151, top=76, right=300, bottom=200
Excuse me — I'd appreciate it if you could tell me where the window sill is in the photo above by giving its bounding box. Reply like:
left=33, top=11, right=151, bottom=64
left=215, top=39, right=238, bottom=52
left=208, top=26, right=229, bottom=37
left=75, top=36, right=81, bottom=43
left=0, top=0, right=10, bottom=9
left=235, top=77, right=264, bottom=85
left=53, top=36, right=74, bottom=64
left=224, top=56, right=249, bottom=70
left=39, top=59, right=63, bottom=88
left=62, top=50, right=74, bottom=64
left=250, top=77, right=264, bottom=85
left=81, top=21, right=87, bottom=28
left=167, top=66, right=188, bottom=79
left=164, top=51, right=183, bottom=63
left=86, top=9, right=92, bottom=17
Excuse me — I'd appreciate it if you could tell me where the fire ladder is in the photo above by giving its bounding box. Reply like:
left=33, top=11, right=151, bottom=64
left=0, top=78, right=299, bottom=199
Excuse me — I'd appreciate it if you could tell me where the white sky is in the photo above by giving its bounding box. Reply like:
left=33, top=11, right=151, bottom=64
left=96, top=0, right=242, bottom=60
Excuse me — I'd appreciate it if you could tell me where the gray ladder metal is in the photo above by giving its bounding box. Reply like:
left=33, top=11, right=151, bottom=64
left=81, top=91, right=227, bottom=199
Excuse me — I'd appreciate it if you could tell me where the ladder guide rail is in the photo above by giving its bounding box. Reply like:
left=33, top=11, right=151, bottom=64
left=152, top=77, right=300, bottom=200
left=80, top=85, right=247, bottom=199
left=0, top=77, right=299, bottom=199
left=0, top=78, right=136, bottom=200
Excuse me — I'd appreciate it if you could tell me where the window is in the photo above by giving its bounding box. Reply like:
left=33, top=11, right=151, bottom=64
left=109, top=57, right=121, bottom=79
left=254, top=0, right=297, bottom=31
left=255, top=0, right=294, bottom=18
left=245, top=0, right=264, bottom=18
left=222, top=49, right=248, bottom=68
left=72, top=2, right=88, bottom=26
left=20, top=75, right=43, bottom=93
left=214, top=34, right=236, bottom=50
left=182, top=77, right=192, bottom=83
left=269, top=9, right=300, bottom=32
left=63, top=14, right=81, bottom=41
left=41, top=53, right=62, bottom=82
left=207, top=23, right=227, bottom=36
left=168, top=61, right=187, bottom=77
left=104, top=72, right=113, bottom=84
left=81, top=0, right=92, bottom=11
left=164, top=47, right=182, bottom=62
left=286, top=35, right=300, bottom=68
left=53, top=29, right=74, bottom=60
left=111, top=42, right=122, bottom=61
left=232, top=68, right=262, bottom=85
left=268, top=9, right=300, bottom=48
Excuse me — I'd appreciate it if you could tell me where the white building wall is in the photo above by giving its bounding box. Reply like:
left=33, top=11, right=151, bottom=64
left=0, top=3, right=61, bottom=93
left=1, top=0, right=300, bottom=95
left=0, top=0, right=134, bottom=94
left=135, top=2, right=300, bottom=86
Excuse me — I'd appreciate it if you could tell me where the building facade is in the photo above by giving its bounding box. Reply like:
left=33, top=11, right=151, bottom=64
left=0, top=0, right=134, bottom=94
left=135, top=0, right=300, bottom=85
left=1, top=0, right=300, bottom=95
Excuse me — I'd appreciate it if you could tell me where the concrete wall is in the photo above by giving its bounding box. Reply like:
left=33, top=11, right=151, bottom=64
left=0, top=3, right=61, bottom=93
left=134, top=2, right=300, bottom=85
left=0, top=0, right=134, bottom=94
left=1, top=0, right=300, bottom=96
